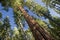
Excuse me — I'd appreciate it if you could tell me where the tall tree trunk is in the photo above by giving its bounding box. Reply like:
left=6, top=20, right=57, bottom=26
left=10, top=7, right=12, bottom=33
left=18, top=6, right=54, bottom=40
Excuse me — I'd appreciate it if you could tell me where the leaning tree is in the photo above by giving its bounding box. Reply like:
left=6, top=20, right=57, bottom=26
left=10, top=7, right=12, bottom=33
left=0, top=0, right=54, bottom=40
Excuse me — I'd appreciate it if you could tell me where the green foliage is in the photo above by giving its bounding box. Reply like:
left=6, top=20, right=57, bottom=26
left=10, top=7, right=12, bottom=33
left=13, top=10, right=27, bottom=40
left=0, top=0, right=6, bottom=6
left=49, top=17, right=60, bottom=28
left=54, top=9, right=60, bottom=14
left=0, top=0, right=9, bottom=12
left=26, top=0, right=49, bottom=14
left=26, top=0, right=60, bottom=27
left=0, top=21, right=3, bottom=26
left=3, top=16, right=10, bottom=28
left=25, top=0, right=51, bottom=18
left=42, top=0, right=60, bottom=14
left=49, top=17, right=60, bottom=40
left=25, top=28, right=35, bottom=40
left=36, top=19, right=47, bottom=27
left=14, top=10, right=25, bottom=26
left=35, top=18, right=49, bottom=33
left=0, top=12, right=2, bottom=19
left=52, top=0, right=60, bottom=5
left=0, top=16, right=11, bottom=40
left=0, top=0, right=60, bottom=40
left=9, top=0, right=24, bottom=11
left=42, top=0, right=52, bottom=7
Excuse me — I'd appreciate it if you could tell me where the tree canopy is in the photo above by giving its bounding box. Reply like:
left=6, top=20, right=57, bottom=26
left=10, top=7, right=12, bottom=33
left=0, top=0, right=60, bottom=40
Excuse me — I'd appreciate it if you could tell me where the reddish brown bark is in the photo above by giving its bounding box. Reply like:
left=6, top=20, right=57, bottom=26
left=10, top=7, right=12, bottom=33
left=18, top=6, right=54, bottom=40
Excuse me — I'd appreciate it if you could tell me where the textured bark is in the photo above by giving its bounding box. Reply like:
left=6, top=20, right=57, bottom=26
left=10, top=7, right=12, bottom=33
left=18, top=6, right=54, bottom=40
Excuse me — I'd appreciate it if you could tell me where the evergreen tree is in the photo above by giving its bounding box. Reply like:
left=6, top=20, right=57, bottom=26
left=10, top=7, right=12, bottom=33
left=0, top=0, right=57, bottom=40
left=25, top=0, right=60, bottom=27
left=14, top=11, right=27, bottom=40
left=0, top=12, right=3, bottom=40
left=2, top=16, right=11, bottom=40
left=42, top=0, right=60, bottom=14
left=0, top=12, right=2, bottom=19
left=0, top=0, right=53, bottom=40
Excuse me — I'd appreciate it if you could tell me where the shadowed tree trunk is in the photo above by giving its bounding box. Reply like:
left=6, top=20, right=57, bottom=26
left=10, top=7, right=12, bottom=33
left=18, top=6, right=54, bottom=40
left=0, top=0, right=54, bottom=40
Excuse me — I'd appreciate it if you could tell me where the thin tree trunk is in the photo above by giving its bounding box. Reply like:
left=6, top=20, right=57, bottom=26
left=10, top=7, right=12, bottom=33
left=18, top=6, right=54, bottom=40
left=19, top=20, right=27, bottom=40
left=16, top=17, right=27, bottom=40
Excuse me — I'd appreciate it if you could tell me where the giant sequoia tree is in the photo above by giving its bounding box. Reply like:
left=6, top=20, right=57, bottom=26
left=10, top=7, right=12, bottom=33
left=0, top=0, right=58, bottom=40
left=10, top=0, right=54, bottom=40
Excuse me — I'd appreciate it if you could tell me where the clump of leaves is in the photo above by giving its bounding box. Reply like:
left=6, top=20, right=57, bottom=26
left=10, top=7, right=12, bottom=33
left=0, top=12, right=2, bottom=18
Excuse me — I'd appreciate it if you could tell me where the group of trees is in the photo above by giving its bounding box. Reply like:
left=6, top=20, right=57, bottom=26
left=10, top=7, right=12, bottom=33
left=0, top=0, right=60, bottom=40
left=0, top=13, right=11, bottom=40
left=0, top=12, right=34, bottom=40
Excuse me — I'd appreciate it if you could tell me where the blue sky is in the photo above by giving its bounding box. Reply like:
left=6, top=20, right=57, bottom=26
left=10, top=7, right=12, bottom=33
left=0, top=0, right=60, bottom=30
left=0, top=3, right=16, bottom=29
left=34, top=0, right=60, bottom=17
